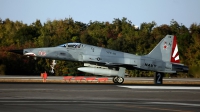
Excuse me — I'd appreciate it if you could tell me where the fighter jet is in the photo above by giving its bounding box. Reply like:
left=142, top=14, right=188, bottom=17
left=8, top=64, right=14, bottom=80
left=10, top=35, right=188, bottom=84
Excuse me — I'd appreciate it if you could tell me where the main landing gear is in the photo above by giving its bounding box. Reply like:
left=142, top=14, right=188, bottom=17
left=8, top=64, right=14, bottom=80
left=113, top=76, right=124, bottom=84
left=112, top=67, right=126, bottom=84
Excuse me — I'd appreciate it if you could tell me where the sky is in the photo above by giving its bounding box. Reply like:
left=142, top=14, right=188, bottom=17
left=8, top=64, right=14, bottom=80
left=1, top=0, right=200, bottom=28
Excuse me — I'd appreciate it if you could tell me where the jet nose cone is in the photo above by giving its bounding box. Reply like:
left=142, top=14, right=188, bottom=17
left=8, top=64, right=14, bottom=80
left=8, top=49, right=24, bottom=55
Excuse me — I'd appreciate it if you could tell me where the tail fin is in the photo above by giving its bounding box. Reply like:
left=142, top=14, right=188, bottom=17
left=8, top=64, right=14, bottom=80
left=147, top=35, right=180, bottom=63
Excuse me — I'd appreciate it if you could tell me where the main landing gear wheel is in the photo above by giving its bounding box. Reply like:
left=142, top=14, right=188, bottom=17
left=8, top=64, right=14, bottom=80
left=113, top=76, right=119, bottom=83
left=112, top=76, right=124, bottom=84
left=117, top=77, right=124, bottom=84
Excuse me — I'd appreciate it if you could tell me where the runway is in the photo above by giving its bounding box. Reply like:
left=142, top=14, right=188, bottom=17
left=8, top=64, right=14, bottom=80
left=0, top=83, right=200, bottom=112
left=1, top=76, right=200, bottom=84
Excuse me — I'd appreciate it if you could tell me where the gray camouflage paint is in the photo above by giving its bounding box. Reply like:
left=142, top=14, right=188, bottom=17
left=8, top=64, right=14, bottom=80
left=23, top=35, right=188, bottom=74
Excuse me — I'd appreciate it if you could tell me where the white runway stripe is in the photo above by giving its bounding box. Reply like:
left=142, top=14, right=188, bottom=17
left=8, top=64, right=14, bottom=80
left=118, top=86, right=200, bottom=90
left=147, top=102, right=200, bottom=107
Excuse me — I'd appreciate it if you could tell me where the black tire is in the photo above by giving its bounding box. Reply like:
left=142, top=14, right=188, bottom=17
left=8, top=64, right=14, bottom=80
left=112, top=76, right=119, bottom=83
left=117, top=77, right=124, bottom=84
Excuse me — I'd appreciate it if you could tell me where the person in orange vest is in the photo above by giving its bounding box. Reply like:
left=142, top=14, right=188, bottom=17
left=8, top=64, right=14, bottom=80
left=43, top=71, right=47, bottom=82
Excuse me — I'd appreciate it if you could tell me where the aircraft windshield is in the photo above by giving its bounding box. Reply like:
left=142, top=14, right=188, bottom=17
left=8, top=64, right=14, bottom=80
left=67, top=43, right=82, bottom=48
left=57, top=43, right=83, bottom=48
left=57, top=44, right=66, bottom=47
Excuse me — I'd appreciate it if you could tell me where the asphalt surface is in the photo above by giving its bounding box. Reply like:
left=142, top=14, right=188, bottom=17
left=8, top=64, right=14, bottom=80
left=0, top=83, right=200, bottom=112
left=1, top=76, right=200, bottom=84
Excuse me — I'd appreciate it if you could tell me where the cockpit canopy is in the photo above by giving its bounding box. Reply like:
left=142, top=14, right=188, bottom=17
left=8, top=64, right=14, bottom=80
left=67, top=43, right=81, bottom=48
left=57, top=43, right=83, bottom=48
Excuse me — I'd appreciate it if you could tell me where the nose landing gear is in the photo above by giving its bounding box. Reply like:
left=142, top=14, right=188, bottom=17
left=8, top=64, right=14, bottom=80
left=50, top=60, right=56, bottom=74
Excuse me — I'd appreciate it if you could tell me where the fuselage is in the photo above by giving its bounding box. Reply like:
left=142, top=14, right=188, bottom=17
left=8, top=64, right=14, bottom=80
left=22, top=43, right=188, bottom=73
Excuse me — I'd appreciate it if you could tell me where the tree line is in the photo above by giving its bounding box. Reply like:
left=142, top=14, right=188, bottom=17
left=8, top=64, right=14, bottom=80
left=0, top=17, right=199, bottom=77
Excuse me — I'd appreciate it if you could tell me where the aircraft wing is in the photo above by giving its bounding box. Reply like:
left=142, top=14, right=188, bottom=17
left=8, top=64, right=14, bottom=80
left=105, top=62, right=137, bottom=67
left=105, top=62, right=124, bottom=66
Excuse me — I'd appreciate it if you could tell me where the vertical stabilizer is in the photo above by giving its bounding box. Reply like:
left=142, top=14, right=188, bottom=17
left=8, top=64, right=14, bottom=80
left=147, top=35, right=180, bottom=63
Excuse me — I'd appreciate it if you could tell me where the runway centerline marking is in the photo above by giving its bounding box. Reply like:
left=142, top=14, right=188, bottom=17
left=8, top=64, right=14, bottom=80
left=118, top=86, right=200, bottom=90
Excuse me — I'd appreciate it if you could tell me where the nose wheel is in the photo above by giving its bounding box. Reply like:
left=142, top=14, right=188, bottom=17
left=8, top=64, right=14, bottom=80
left=112, top=76, right=124, bottom=84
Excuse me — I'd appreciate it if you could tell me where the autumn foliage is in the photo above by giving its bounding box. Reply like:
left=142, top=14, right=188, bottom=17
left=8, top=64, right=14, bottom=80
left=0, top=18, right=199, bottom=77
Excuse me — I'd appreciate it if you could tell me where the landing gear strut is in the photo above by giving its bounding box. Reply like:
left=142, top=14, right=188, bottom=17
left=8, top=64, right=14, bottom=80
left=112, top=67, right=126, bottom=84
left=50, top=60, right=56, bottom=74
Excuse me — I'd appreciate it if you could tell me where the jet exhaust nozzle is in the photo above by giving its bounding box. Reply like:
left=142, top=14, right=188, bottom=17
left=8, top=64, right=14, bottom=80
left=172, top=64, right=189, bottom=73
